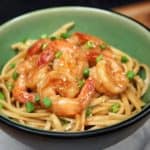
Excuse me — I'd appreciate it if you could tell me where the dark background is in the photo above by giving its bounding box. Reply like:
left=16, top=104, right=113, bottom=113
left=0, top=0, right=144, bottom=25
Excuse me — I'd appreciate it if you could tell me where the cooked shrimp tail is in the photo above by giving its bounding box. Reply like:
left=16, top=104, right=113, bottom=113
left=12, top=74, right=35, bottom=103
left=51, top=77, right=95, bottom=117
left=78, top=77, right=95, bottom=109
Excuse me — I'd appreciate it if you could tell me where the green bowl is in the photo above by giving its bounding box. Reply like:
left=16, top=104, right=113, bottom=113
left=0, top=7, right=150, bottom=137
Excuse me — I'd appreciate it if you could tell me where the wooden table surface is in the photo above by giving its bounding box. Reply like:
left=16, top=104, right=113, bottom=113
left=113, top=1, right=150, bottom=28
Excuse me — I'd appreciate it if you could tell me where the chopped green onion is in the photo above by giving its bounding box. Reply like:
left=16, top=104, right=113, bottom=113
left=61, top=33, right=70, bottom=39
left=41, top=34, right=48, bottom=39
left=12, top=71, right=20, bottom=80
left=35, top=94, right=40, bottom=102
left=78, top=79, right=85, bottom=89
left=126, top=71, right=135, bottom=80
left=99, top=43, right=107, bottom=50
left=0, top=92, right=5, bottom=100
left=49, top=35, right=57, bottom=41
left=41, top=43, right=48, bottom=50
left=110, top=103, right=120, bottom=113
left=9, top=63, right=16, bottom=69
left=25, top=102, right=35, bottom=113
left=6, top=82, right=13, bottom=91
left=121, top=56, right=129, bottom=63
left=83, top=68, right=90, bottom=78
left=96, top=54, right=103, bottom=63
left=86, top=41, right=95, bottom=49
left=55, top=51, right=63, bottom=59
left=43, top=97, right=52, bottom=108
left=86, top=107, right=92, bottom=117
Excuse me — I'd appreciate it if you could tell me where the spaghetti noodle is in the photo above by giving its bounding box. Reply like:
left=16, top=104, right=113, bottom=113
left=0, top=22, right=149, bottom=132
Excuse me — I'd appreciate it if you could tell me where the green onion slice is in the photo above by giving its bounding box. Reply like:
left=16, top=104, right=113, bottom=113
left=99, top=43, right=107, bottom=50
left=41, top=43, right=48, bottom=50
left=85, top=41, right=95, bottom=49
left=55, top=51, right=63, bottom=59
left=49, top=35, right=57, bottom=41
left=126, top=71, right=135, bottom=80
left=25, top=102, right=35, bottom=113
left=35, top=94, right=40, bottom=102
left=83, top=68, right=90, bottom=78
left=9, top=63, right=16, bottom=69
left=121, top=56, right=129, bottom=63
left=60, top=33, right=70, bottom=39
left=12, top=71, right=20, bottom=80
left=109, top=103, right=120, bottom=113
left=96, top=54, right=103, bottom=63
left=43, top=97, right=52, bottom=108
left=77, top=79, right=85, bottom=89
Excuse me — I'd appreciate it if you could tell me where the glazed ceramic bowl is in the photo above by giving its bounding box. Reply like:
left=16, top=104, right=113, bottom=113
left=0, top=7, right=149, bottom=149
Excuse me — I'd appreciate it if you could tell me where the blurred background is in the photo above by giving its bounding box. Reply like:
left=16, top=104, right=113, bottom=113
left=0, top=0, right=150, bottom=28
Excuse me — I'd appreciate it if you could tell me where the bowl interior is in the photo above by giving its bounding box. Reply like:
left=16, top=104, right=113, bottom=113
left=0, top=7, right=150, bottom=136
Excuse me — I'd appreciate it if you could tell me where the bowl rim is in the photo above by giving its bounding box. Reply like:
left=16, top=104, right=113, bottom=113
left=0, top=6, right=150, bottom=138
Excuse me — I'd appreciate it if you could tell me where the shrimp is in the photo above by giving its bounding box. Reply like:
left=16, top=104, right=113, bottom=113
left=13, top=38, right=86, bottom=103
left=27, top=39, right=51, bottom=56
left=12, top=43, right=52, bottom=103
left=40, top=78, right=95, bottom=117
left=68, top=32, right=115, bottom=67
left=12, top=65, right=51, bottom=103
left=53, top=45, right=88, bottom=79
left=12, top=74, right=35, bottom=103
left=69, top=32, right=104, bottom=45
left=38, top=70, right=80, bottom=98
left=86, top=48, right=115, bottom=66
left=12, top=57, right=38, bottom=103
left=26, top=66, right=49, bottom=89
left=28, top=39, right=56, bottom=66
left=28, top=38, right=87, bottom=69
left=90, top=67, right=109, bottom=95
left=73, top=32, right=129, bottom=95
left=90, top=58, right=129, bottom=95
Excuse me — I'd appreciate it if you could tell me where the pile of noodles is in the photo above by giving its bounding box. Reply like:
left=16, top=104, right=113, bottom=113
left=0, top=22, right=149, bottom=132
